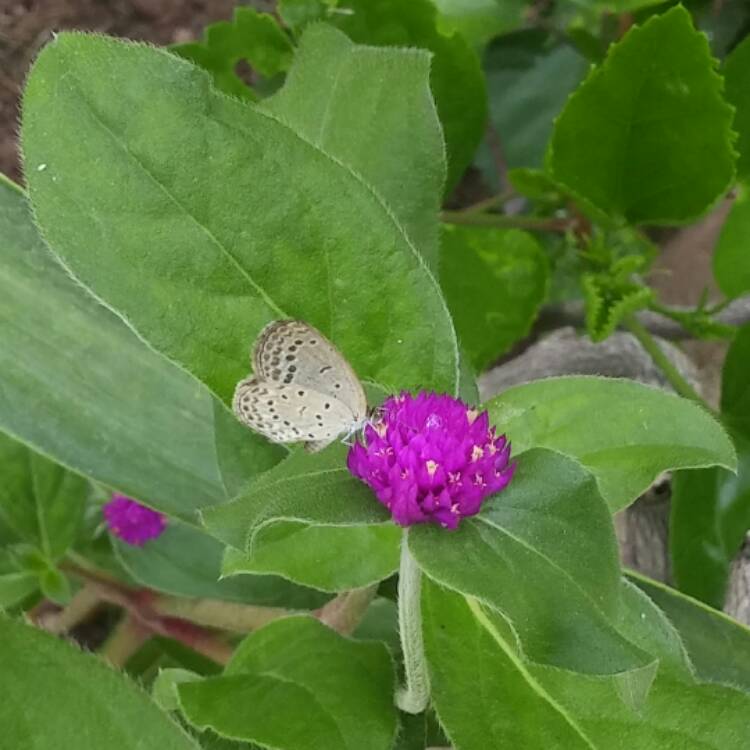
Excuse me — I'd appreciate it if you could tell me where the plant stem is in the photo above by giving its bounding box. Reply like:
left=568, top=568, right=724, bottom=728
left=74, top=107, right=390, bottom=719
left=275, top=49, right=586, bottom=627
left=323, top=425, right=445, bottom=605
left=396, top=535, right=430, bottom=714
left=441, top=210, right=570, bottom=232
left=100, top=614, right=150, bottom=667
left=316, top=585, right=377, bottom=635
left=624, top=315, right=711, bottom=408
left=458, top=190, right=514, bottom=216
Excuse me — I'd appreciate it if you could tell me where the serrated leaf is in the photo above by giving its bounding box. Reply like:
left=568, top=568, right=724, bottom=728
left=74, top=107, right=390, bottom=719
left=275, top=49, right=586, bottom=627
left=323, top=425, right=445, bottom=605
left=0, top=615, right=200, bottom=750
left=410, top=450, right=650, bottom=676
left=171, top=6, right=293, bottom=99
left=582, top=273, right=653, bottom=342
left=550, top=6, right=736, bottom=224
left=486, top=376, right=736, bottom=511
left=265, top=23, right=444, bottom=267
left=714, top=184, right=750, bottom=299
left=178, top=616, right=397, bottom=750
left=478, top=30, right=588, bottom=185
left=23, top=32, right=458, bottom=405
left=439, top=225, right=549, bottom=370
left=333, top=0, right=486, bottom=191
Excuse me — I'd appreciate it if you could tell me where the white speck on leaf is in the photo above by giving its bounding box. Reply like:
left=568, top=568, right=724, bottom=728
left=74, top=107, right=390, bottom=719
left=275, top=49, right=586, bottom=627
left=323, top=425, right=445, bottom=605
left=37, top=163, right=47, bottom=172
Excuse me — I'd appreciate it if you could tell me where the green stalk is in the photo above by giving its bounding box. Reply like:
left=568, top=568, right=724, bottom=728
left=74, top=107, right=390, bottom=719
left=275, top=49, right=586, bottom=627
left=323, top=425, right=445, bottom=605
left=624, top=315, right=711, bottom=409
left=396, top=535, right=430, bottom=714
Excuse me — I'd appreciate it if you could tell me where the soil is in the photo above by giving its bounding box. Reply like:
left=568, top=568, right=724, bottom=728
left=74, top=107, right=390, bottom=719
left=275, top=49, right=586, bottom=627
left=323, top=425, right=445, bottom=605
left=0, top=0, right=274, bottom=181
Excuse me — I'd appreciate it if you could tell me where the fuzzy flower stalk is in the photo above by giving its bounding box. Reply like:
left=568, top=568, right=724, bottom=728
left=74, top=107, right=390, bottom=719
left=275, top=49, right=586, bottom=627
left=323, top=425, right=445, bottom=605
left=347, top=391, right=515, bottom=528
left=103, top=494, right=167, bottom=546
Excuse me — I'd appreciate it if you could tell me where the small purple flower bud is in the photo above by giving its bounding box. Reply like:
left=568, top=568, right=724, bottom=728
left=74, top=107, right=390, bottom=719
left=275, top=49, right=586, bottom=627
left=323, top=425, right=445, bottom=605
left=102, top=494, right=167, bottom=546
left=347, top=392, right=515, bottom=529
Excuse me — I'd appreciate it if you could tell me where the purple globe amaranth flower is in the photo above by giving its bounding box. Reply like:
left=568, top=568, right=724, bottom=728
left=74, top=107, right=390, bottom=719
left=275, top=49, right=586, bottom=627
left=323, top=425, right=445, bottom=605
left=103, top=494, right=167, bottom=546
left=347, top=392, right=515, bottom=529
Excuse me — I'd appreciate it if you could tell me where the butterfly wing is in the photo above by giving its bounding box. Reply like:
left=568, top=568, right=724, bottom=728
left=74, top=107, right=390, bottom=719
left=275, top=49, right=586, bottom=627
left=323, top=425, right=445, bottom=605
left=232, top=377, right=356, bottom=447
left=251, top=320, right=367, bottom=421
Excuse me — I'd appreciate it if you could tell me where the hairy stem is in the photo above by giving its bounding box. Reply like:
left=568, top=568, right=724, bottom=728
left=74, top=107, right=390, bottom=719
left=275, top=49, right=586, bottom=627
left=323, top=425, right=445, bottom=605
left=396, top=536, right=430, bottom=714
left=100, top=614, right=150, bottom=667
left=317, top=585, right=377, bottom=635
left=441, top=210, right=570, bottom=232
left=624, top=315, right=711, bottom=408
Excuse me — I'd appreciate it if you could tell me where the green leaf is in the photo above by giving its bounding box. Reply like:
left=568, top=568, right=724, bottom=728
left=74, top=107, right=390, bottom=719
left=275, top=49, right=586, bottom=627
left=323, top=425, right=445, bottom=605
left=0, top=177, right=233, bottom=519
left=631, top=572, right=750, bottom=692
left=23, top=32, right=459, bottom=405
left=533, top=662, right=750, bottom=750
left=153, top=668, right=204, bottom=712
left=439, top=225, right=549, bottom=370
left=671, top=324, right=750, bottom=607
left=431, top=0, right=527, bottom=48
left=334, top=0, right=487, bottom=191
left=203, top=447, right=400, bottom=591
left=0, top=433, right=86, bottom=560
left=178, top=616, right=397, bottom=749
left=724, top=32, right=750, bottom=181
left=0, top=572, right=37, bottom=607
left=278, top=0, right=329, bottom=30
left=0, top=614, right=199, bottom=750
left=486, top=376, right=736, bottom=511
left=171, top=7, right=293, bottom=99
left=410, top=450, right=650, bottom=676
left=222, top=522, right=401, bottom=592
left=478, top=30, right=588, bottom=183
left=714, top=185, right=750, bottom=299
left=549, top=6, right=736, bottom=224
left=422, top=581, right=595, bottom=750
left=113, top=517, right=328, bottom=608
left=265, top=23, right=444, bottom=267
left=39, top=564, right=72, bottom=604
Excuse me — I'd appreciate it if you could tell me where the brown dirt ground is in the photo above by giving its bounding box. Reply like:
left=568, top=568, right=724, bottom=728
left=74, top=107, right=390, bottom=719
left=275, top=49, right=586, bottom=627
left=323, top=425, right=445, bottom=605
left=0, top=1, right=279, bottom=182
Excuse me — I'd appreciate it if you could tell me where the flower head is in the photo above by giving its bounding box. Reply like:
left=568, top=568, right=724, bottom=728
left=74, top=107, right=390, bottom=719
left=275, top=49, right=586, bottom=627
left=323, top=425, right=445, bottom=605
left=347, top=392, right=515, bottom=529
left=103, top=494, right=167, bottom=546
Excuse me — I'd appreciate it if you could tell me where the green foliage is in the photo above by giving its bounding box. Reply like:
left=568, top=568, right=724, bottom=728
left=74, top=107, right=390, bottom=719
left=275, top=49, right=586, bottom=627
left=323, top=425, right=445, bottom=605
left=671, top=324, right=750, bottom=607
left=478, top=30, right=588, bottom=184
left=439, top=225, right=549, bottom=369
left=713, top=184, right=750, bottom=299
left=486, top=376, right=736, bottom=511
left=23, top=32, right=458, bottom=407
left=724, top=33, right=750, bottom=180
left=177, top=616, right=397, bottom=749
left=550, top=6, right=736, bottom=224
left=0, top=177, right=234, bottom=519
left=334, top=0, right=487, bottom=191
left=0, top=615, right=200, bottom=749
left=431, top=0, right=527, bottom=47
left=171, top=7, right=293, bottom=99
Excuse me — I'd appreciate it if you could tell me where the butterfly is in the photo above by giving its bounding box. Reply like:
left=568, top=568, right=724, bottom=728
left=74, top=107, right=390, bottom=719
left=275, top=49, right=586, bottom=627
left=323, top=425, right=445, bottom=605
left=232, top=320, right=369, bottom=452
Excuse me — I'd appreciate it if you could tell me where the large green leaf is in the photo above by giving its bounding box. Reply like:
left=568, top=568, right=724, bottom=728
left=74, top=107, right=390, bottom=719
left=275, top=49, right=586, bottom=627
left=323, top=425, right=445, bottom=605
left=439, top=225, right=548, bottom=370
left=486, top=376, right=736, bottom=512
left=23, top=32, right=458, bottom=405
left=533, top=663, right=750, bottom=750
left=0, top=614, right=199, bottom=750
left=202, top=447, right=400, bottom=591
left=423, top=582, right=595, bottom=749
left=671, top=324, right=750, bottom=607
left=0, top=178, right=241, bottom=519
left=410, top=450, right=650, bottom=676
left=713, top=185, right=750, bottom=299
left=0, top=433, right=86, bottom=560
left=334, top=0, right=487, bottom=191
left=113, top=517, right=327, bottom=608
left=266, top=24, right=444, bottom=267
left=631, top=572, right=750, bottom=692
left=178, top=616, right=397, bottom=749
left=549, top=6, right=736, bottom=224
left=724, top=32, right=750, bottom=181
left=479, top=30, right=588, bottom=180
